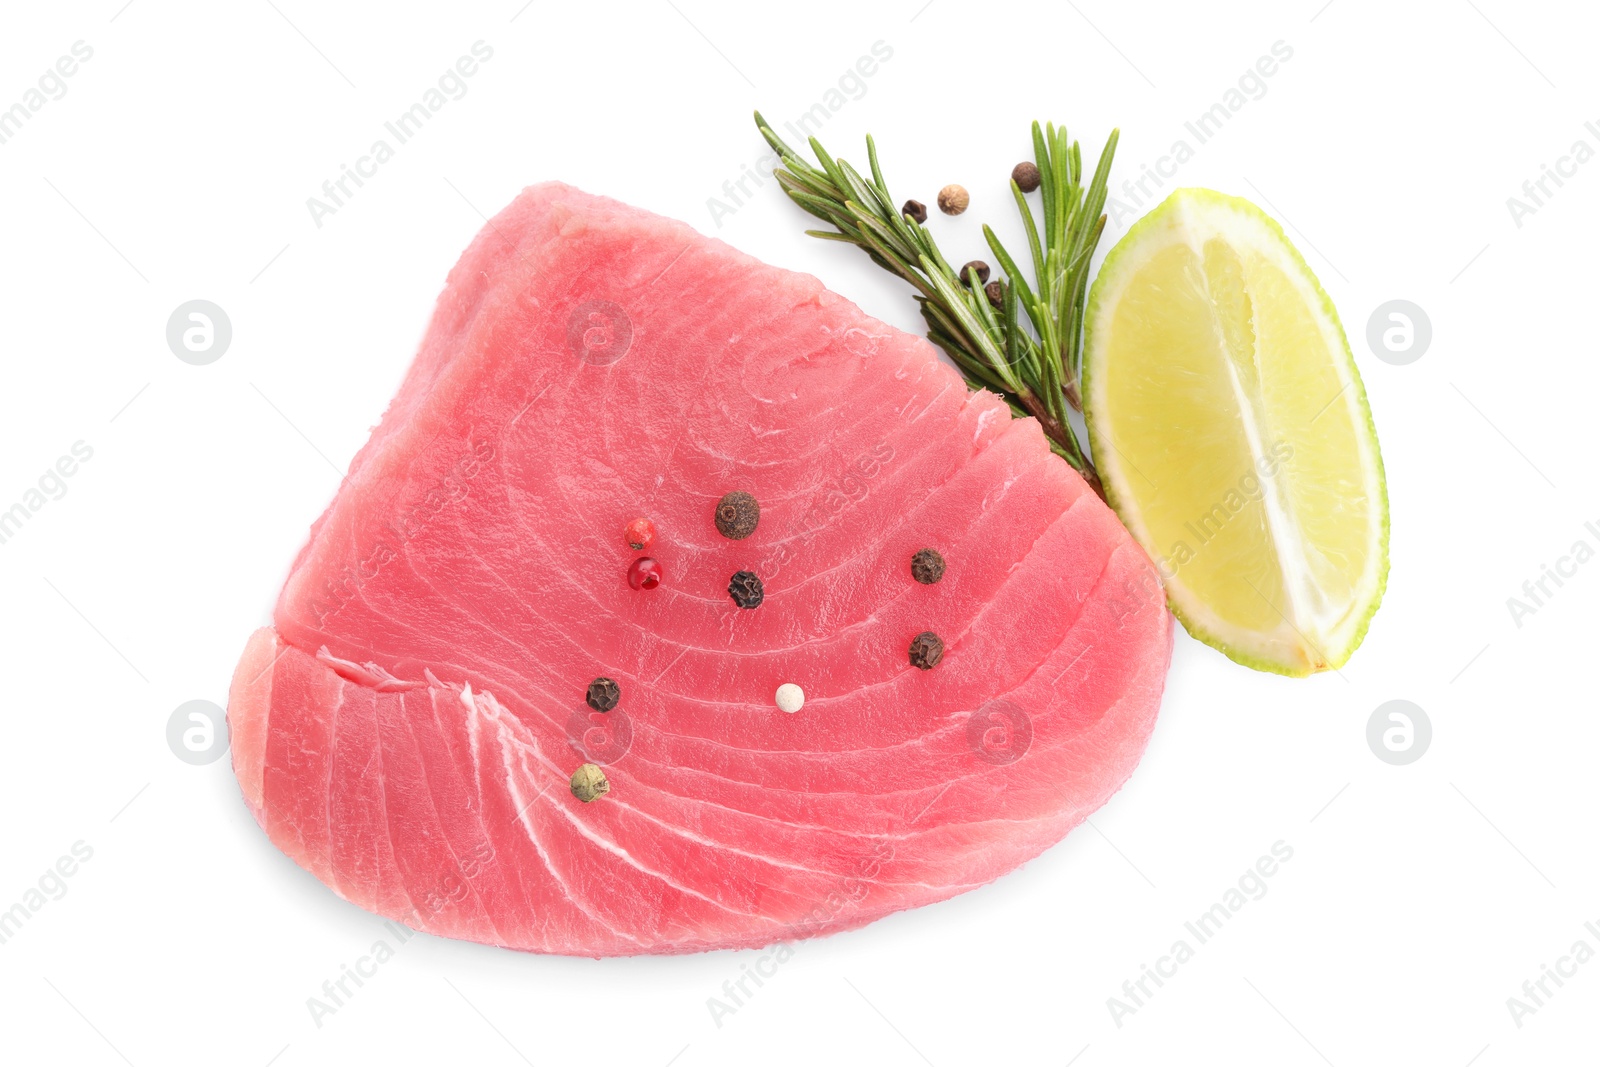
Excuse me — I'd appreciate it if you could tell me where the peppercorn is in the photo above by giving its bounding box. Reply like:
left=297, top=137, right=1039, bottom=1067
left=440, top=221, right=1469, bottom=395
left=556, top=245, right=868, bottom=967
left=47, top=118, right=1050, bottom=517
left=984, top=281, right=1003, bottom=309
left=959, top=260, right=990, bottom=287
left=714, top=490, right=760, bottom=540
left=1012, top=161, right=1042, bottom=193
left=570, top=762, right=610, bottom=803
left=911, top=548, right=946, bottom=585
left=728, top=570, right=764, bottom=609
left=909, top=631, right=945, bottom=669
left=625, top=517, right=656, bottom=551
left=937, top=184, right=969, bottom=215
left=628, top=557, right=662, bottom=589
left=901, top=199, right=928, bottom=224
left=586, top=677, right=620, bottom=712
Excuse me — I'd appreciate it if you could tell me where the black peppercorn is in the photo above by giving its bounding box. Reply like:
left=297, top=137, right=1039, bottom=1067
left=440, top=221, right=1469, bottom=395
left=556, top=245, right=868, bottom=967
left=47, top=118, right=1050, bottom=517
left=953, top=259, right=992, bottom=286
left=909, top=631, right=945, bottom=670
left=984, top=280, right=1003, bottom=309
left=901, top=199, right=928, bottom=224
left=1012, top=161, right=1041, bottom=193
left=586, top=677, right=620, bottom=712
left=911, top=549, right=946, bottom=585
left=959, top=260, right=990, bottom=287
left=715, top=491, right=760, bottom=540
left=728, top=570, right=764, bottom=609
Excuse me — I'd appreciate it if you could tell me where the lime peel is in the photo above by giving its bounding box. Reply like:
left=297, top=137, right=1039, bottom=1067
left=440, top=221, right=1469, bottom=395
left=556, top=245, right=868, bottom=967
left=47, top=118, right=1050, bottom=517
left=1084, top=188, right=1388, bottom=676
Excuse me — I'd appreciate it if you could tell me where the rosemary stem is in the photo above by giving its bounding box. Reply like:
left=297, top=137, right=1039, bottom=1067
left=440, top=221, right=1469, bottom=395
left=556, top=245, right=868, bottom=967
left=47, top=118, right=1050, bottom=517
left=754, top=111, right=1116, bottom=495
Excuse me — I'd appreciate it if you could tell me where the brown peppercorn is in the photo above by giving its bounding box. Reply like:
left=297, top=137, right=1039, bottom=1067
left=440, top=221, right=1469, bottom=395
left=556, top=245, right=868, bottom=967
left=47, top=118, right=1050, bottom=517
left=714, top=491, right=760, bottom=540
left=728, top=570, right=765, bottom=609
left=901, top=199, right=928, bottom=224
left=909, top=631, right=945, bottom=669
left=984, top=280, right=1003, bottom=309
left=1012, top=161, right=1042, bottom=193
left=585, top=677, right=620, bottom=712
left=570, top=762, right=610, bottom=803
left=910, top=549, right=946, bottom=585
left=937, top=184, right=969, bottom=215
left=959, top=260, right=990, bottom=287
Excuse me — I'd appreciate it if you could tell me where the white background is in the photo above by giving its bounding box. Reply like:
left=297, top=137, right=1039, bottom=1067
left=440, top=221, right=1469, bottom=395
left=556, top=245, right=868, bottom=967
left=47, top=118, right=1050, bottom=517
left=0, top=1, right=1594, bottom=1064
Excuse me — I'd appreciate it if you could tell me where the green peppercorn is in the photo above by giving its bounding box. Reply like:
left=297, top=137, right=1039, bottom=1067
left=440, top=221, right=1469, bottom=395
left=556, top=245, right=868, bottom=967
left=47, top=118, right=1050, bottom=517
left=570, top=763, right=610, bottom=802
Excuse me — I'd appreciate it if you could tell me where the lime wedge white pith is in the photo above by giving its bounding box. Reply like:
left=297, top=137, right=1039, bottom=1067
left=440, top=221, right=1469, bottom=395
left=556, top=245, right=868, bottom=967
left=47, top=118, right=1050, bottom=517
left=1083, top=188, right=1388, bottom=676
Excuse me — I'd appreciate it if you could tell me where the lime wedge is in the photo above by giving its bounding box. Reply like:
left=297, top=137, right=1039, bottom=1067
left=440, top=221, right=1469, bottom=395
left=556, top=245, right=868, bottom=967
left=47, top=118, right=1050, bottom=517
left=1083, top=188, right=1388, bottom=676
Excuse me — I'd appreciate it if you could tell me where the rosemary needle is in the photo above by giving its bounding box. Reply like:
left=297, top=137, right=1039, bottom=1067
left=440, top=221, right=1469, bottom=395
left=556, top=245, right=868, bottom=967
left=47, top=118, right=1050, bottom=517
left=754, top=112, right=1117, bottom=494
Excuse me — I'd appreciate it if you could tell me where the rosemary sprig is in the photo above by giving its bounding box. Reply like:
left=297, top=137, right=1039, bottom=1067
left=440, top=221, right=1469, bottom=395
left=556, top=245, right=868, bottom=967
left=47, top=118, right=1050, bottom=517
left=754, top=112, right=1118, bottom=494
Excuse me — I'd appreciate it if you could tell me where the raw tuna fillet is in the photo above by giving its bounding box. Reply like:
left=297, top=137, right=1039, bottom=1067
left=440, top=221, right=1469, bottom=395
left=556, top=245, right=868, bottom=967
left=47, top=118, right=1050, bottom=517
left=227, top=183, right=1171, bottom=956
